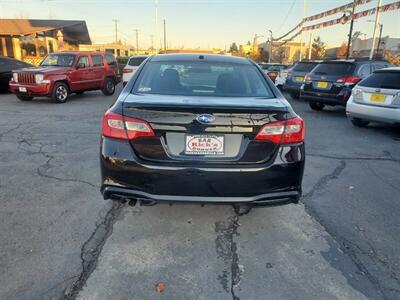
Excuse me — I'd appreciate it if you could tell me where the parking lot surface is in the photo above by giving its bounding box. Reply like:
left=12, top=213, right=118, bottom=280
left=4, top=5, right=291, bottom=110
left=0, top=88, right=399, bottom=300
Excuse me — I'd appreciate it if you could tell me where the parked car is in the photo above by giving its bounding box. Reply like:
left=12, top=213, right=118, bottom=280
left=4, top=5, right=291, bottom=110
left=275, top=64, right=293, bottom=90
left=116, top=56, right=129, bottom=76
left=9, top=51, right=120, bottom=103
left=100, top=54, right=305, bottom=207
left=0, top=56, right=33, bottom=92
left=259, top=63, right=289, bottom=83
left=300, top=59, right=392, bottom=111
left=284, top=60, right=320, bottom=99
left=122, top=55, right=149, bottom=85
left=346, top=67, right=400, bottom=127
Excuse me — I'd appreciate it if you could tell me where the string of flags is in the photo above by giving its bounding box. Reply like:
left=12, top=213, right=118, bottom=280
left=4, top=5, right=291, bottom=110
left=272, top=0, right=400, bottom=45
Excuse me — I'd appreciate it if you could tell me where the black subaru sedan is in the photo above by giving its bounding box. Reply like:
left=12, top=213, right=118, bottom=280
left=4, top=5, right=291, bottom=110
left=100, top=54, right=305, bottom=206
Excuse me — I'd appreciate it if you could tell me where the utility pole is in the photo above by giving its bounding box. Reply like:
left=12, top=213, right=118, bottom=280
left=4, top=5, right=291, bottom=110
left=377, top=23, right=383, bottom=56
left=112, top=19, right=119, bottom=43
left=369, top=0, right=382, bottom=60
left=134, top=29, right=139, bottom=53
left=299, top=0, right=307, bottom=61
left=163, top=19, right=167, bottom=52
left=346, top=0, right=356, bottom=59
left=150, top=34, right=154, bottom=50
left=155, top=0, right=159, bottom=52
left=268, top=30, right=273, bottom=63
left=308, top=31, right=313, bottom=59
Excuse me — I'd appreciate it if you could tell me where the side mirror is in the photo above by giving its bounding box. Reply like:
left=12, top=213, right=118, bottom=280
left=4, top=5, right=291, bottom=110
left=76, top=63, right=86, bottom=69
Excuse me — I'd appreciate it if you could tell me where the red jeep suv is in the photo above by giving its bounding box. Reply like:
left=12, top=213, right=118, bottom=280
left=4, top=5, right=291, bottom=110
left=9, top=51, right=120, bottom=103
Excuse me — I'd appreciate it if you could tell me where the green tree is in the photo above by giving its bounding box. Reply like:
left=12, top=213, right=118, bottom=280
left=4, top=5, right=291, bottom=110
left=229, top=42, right=239, bottom=53
left=311, top=36, right=326, bottom=59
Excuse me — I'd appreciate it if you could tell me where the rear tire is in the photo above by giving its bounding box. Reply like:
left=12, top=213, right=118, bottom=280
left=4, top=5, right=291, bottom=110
left=290, top=92, right=299, bottom=99
left=17, top=95, right=33, bottom=101
left=351, top=118, right=369, bottom=127
left=102, top=78, right=115, bottom=96
left=52, top=82, right=70, bottom=103
left=309, top=102, right=325, bottom=111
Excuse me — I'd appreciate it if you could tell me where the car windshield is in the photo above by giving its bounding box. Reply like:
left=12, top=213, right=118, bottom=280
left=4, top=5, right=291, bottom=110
left=293, top=62, right=318, bottom=72
left=133, top=61, right=273, bottom=98
left=312, top=62, right=355, bottom=75
left=358, top=72, right=400, bottom=89
left=128, top=57, right=147, bottom=66
left=41, top=54, right=76, bottom=67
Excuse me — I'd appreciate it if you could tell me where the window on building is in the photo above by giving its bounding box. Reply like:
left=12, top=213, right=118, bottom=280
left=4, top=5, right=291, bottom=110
left=91, top=55, right=104, bottom=67
left=48, top=41, right=54, bottom=53
left=117, top=49, right=121, bottom=56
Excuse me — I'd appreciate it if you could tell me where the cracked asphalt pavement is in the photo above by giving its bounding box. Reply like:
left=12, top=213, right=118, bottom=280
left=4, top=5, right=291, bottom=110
left=1, top=88, right=399, bottom=300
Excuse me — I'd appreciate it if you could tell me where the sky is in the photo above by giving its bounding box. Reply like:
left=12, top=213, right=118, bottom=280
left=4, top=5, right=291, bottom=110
left=0, top=0, right=399, bottom=49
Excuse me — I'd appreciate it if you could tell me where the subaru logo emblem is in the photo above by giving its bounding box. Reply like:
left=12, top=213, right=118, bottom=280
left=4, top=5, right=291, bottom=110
left=196, top=114, right=215, bottom=124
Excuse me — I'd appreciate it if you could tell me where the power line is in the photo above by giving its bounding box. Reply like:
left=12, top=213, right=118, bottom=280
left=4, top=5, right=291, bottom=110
left=274, top=0, right=297, bottom=34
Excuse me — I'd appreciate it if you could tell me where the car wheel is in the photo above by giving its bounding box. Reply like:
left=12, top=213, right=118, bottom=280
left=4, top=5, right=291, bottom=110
left=309, top=102, right=325, bottom=111
left=290, top=92, right=299, bottom=99
left=52, top=82, right=70, bottom=103
left=351, top=118, right=369, bottom=127
left=17, top=95, right=33, bottom=101
left=102, top=78, right=115, bottom=96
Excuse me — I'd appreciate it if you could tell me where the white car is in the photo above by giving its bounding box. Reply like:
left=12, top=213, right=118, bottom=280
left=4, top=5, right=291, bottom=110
left=123, top=55, right=149, bottom=85
left=275, top=67, right=291, bottom=90
left=346, top=67, right=400, bottom=127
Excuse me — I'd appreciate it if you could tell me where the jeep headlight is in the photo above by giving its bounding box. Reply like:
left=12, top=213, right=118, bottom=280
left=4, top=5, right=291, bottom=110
left=13, top=73, right=18, bottom=83
left=35, top=74, right=44, bottom=84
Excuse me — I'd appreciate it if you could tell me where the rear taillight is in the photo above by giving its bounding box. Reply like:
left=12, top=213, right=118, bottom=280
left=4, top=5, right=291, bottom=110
left=102, top=111, right=154, bottom=140
left=304, top=74, right=312, bottom=83
left=336, top=76, right=361, bottom=86
left=255, top=116, right=304, bottom=144
left=123, top=68, right=133, bottom=73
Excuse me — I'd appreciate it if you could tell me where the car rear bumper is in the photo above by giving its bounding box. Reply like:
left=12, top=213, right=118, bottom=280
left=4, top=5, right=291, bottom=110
left=9, top=82, right=51, bottom=96
left=300, top=90, right=351, bottom=106
left=100, top=137, right=305, bottom=205
left=346, top=97, right=400, bottom=124
left=283, top=82, right=302, bottom=93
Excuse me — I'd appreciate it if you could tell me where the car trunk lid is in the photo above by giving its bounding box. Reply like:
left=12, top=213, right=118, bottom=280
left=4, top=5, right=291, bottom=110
left=122, top=94, right=288, bottom=164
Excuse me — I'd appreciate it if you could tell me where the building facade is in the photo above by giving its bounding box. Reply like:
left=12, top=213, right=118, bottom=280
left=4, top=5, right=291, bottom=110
left=0, top=19, right=91, bottom=65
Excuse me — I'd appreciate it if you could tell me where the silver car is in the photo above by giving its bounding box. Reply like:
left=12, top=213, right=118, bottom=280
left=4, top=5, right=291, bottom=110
left=346, top=67, right=400, bottom=127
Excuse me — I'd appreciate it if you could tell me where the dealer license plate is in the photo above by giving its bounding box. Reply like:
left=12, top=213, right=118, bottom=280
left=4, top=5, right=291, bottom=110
left=19, top=87, right=27, bottom=93
left=185, top=135, right=224, bottom=155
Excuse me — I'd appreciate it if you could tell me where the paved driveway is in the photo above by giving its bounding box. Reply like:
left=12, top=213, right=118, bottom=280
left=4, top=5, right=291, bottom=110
left=0, top=89, right=399, bottom=300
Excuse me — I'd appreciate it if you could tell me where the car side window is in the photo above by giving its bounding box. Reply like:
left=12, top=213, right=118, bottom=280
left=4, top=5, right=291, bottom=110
left=91, top=55, right=104, bottom=67
left=358, top=64, right=371, bottom=78
left=105, top=53, right=116, bottom=66
left=77, top=56, right=90, bottom=67
left=373, top=63, right=386, bottom=71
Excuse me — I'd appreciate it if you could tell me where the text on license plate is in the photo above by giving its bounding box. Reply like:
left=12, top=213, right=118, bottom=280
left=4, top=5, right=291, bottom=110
left=317, top=81, right=328, bottom=88
left=19, top=87, right=27, bottom=93
left=185, top=135, right=224, bottom=155
left=370, top=93, right=386, bottom=102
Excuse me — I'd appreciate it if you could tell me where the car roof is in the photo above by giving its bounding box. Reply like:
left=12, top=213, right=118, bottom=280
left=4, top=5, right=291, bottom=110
left=58, top=51, right=106, bottom=55
left=150, top=53, right=252, bottom=65
left=375, top=67, right=400, bottom=73
left=129, top=55, right=149, bottom=58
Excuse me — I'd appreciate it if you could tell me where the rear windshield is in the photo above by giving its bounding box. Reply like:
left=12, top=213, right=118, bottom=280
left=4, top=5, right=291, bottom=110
left=128, top=57, right=147, bottom=66
left=358, top=72, right=400, bottom=89
left=293, top=62, right=318, bottom=72
left=133, top=61, right=273, bottom=98
left=312, top=63, right=355, bottom=75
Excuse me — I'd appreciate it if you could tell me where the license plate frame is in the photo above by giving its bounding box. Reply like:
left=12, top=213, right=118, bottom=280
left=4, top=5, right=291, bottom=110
left=185, top=134, right=224, bottom=155
left=316, top=81, right=329, bottom=88
left=19, top=87, right=27, bottom=93
left=370, top=93, right=386, bottom=103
